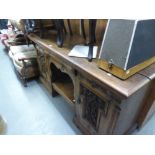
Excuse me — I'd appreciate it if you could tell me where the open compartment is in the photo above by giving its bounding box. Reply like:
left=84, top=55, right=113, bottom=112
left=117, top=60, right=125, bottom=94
left=50, top=63, right=74, bottom=105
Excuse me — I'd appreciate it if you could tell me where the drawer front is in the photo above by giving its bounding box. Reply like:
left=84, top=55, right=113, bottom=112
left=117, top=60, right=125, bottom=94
left=79, top=74, right=121, bottom=103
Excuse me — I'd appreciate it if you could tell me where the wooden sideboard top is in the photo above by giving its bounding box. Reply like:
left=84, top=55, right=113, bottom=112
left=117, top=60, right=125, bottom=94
left=28, top=33, right=155, bottom=98
left=139, top=63, right=155, bottom=80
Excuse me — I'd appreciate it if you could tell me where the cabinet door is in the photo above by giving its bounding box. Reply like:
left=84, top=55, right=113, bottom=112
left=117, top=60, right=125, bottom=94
left=77, top=83, right=121, bottom=134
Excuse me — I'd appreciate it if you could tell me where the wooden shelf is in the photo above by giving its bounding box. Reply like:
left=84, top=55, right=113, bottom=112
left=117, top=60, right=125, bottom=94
left=52, top=81, right=74, bottom=105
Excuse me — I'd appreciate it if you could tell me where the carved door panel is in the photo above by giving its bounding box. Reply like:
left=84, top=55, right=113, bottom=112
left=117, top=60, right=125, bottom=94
left=77, top=83, right=121, bottom=134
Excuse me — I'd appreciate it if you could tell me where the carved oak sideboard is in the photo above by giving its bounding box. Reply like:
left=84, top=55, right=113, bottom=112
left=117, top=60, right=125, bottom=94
left=28, top=33, right=155, bottom=135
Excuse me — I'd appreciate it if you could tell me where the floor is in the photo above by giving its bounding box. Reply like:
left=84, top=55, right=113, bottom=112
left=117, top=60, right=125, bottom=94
left=0, top=44, right=155, bottom=135
left=0, top=44, right=81, bottom=135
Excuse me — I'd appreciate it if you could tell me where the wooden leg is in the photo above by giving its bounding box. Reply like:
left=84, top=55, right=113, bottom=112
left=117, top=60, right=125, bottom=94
left=23, top=77, right=27, bottom=87
left=51, top=86, right=59, bottom=97
left=22, top=60, right=28, bottom=87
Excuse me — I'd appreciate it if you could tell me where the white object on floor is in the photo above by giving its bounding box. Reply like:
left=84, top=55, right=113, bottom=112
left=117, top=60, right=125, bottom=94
left=0, top=115, right=7, bottom=135
left=68, top=45, right=98, bottom=58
